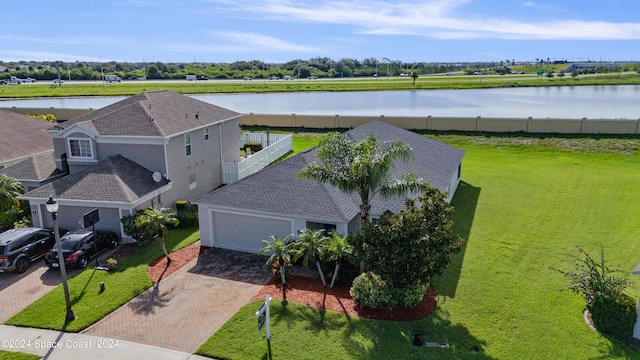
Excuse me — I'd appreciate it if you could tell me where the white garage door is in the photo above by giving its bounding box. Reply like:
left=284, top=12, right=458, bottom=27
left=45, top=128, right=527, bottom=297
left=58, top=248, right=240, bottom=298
left=212, top=211, right=293, bottom=253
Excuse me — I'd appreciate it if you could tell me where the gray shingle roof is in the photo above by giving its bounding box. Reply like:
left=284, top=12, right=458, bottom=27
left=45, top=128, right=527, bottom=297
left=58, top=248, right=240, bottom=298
left=196, top=149, right=360, bottom=223
left=0, top=110, right=54, bottom=163
left=0, top=151, right=61, bottom=181
left=55, top=90, right=240, bottom=137
left=22, top=155, right=169, bottom=203
left=196, top=120, right=465, bottom=221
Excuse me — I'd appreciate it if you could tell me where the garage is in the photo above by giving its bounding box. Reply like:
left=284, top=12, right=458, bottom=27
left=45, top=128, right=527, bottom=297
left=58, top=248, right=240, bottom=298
left=211, top=211, right=293, bottom=253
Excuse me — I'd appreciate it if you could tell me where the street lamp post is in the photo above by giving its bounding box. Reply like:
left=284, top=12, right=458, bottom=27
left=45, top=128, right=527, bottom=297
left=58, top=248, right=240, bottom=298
left=45, top=196, right=75, bottom=321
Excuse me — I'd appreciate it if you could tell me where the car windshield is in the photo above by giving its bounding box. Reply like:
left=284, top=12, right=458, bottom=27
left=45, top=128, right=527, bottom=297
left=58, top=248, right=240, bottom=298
left=0, top=245, right=5, bottom=254
left=51, top=239, right=81, bottom=251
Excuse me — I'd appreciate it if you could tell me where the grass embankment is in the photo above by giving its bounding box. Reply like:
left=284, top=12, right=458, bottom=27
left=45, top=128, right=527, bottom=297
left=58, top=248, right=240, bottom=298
left=0, top=73, right=638, bottom=99
left=0, top=350, right=40, bottom=360
left=198, top=132, right=640, bottom=359
left=5, top=228, right=199, bottom=332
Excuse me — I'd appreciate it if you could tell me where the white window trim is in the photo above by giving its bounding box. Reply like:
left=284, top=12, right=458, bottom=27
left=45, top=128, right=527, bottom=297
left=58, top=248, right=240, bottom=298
left=184, top=133, right=192, bottom=156
left=67, top=137, right=94, bottom=159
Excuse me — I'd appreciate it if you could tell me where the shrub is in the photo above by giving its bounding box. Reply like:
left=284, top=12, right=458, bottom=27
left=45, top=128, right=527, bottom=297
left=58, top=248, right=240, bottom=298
left=176, top=205, right=198, bottom=228
left=243, top=142, right=263, bottom=153
left=589, top=294, right=636, bottom=341
left=350, top=272, right=427, bottom=310
left=550, top=245, right=630, bottom=307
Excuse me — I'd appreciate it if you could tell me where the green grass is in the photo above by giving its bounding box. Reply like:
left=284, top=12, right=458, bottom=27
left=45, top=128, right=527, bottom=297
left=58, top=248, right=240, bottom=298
left=1, top=73, right=639, bottom=98
left=0, top=351, right=40, bottom=360
left=196, top=134, right=640, bottom=359
left=5, top=227, right=199, bottom=332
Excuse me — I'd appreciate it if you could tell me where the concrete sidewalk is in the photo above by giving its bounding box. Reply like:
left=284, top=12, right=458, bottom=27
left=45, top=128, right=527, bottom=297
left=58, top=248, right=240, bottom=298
left=0, top=324, right=211, bottom=359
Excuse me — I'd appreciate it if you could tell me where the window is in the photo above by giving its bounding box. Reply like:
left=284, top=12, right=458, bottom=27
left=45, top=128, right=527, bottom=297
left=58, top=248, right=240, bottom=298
left=184, top=133, right=192, bottom=156
left=189, top=173, right=196, bottom=190
left=68, top=139, right=92, bottom=158
left=371, top=217, right=381, bottom=226
left=203, top=127, right=209, bottom=141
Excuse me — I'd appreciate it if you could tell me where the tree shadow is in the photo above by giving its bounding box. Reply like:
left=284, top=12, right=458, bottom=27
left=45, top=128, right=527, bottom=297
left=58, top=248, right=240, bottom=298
left=432, top=181, right=481, bottom=298
left=127, top=282, right=175, bottom=315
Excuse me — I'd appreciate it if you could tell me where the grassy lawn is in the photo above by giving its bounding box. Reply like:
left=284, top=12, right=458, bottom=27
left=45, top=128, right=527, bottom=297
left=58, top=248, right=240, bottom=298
left=5, top=227, right=199, bottom=332
left=0, top=74, right=638, bottom=98
left=197, top=134, right=640, bottom=359
left=0, top=351, right=40, bottom=360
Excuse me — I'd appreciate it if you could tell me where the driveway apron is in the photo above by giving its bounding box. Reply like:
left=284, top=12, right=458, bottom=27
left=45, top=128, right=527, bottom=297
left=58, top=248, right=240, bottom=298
left=82, top=247, right=272, bottom=353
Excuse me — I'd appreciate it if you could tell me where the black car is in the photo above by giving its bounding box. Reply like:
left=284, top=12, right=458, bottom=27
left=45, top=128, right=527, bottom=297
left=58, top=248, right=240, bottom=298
left=45, top=230, right=119, bottom=269
left=0, top=228, right=55, bottom=273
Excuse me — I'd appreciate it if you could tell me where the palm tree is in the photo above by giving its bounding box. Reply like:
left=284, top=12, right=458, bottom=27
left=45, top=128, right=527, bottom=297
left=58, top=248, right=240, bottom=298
left=296, top=228, right=329, bottom=287
left=259, top=235, right=295, bottom=285
left=0, top=175, right=24, bottom=211
left=325, top=231, right=353, bottom=288
left=410, top=71, right=418, bottom=84
left=298, top=132, right=429, bottom=222
left=135, top=208, right=179, bottom=263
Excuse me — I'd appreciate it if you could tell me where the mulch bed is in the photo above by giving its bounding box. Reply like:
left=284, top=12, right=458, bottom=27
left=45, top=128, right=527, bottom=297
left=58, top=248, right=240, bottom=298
left=252, top=274, right=437, bottom=322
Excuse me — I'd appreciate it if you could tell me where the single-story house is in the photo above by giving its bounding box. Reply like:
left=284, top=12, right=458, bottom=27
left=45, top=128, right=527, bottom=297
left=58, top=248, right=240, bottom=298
left=195, top=120, right=465, bottom=253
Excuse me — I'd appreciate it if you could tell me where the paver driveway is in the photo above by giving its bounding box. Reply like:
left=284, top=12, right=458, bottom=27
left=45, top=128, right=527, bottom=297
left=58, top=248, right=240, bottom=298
left=82, top=247, right=272, bottom=353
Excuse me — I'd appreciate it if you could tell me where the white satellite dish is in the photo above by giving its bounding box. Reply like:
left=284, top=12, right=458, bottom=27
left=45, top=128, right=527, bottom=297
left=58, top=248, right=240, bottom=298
left=152, top=171, right=162, bottom=183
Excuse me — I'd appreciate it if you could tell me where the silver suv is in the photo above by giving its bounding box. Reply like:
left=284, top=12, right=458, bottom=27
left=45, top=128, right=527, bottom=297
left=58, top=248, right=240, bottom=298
left=0, top=228, right=55, bottom=273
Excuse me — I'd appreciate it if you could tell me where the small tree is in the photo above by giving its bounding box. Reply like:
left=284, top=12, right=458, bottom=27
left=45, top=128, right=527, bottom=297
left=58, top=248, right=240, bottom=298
left=135, top=208, right=179, bottom=263
left=325, top=231, right=353, bottom=288
left=410, top=71, right=419, bottom=84
left=350, top=188, right=464, bottom=289
left=259, top=235, right=295, bottom=285
left=295, top=228, right=328, bottom=287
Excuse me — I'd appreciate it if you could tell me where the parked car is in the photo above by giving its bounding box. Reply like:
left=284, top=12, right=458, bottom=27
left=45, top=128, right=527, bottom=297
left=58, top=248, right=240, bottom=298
left=128, top=76, right=139, bottom=80
left=137, top=76, right=147, bottom=80
left=52, top=79, right=64, bottom=84
left=269, top=76, right=279, bottom=80
left=44, top=229, right=119, bottom=269
left=24, top=77, right=36, bottom=82
left=243, top=76, right=252, bottom=81
left=199, top=76, right=208, bottom=80
left=307, top=76, right=317, bottom=80
left=0, top=228, right=56, bottom=273
left=0, top=79, right=6, bottom=85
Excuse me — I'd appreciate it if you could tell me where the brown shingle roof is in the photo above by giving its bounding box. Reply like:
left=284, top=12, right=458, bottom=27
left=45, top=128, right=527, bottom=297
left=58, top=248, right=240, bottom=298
left=0, top=110, right=54, bottom=164
left=56, top=90, right=240, bottom=137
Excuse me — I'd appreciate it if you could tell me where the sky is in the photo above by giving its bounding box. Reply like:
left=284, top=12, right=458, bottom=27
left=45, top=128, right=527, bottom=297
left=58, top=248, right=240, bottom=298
left=2, top=0, right=640, bottom=64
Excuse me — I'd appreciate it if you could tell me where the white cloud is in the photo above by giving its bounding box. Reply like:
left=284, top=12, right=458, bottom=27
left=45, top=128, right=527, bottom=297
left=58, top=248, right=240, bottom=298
left=209, top=31, right=320, bottom=52
left=203, top=0, right=640, bottom=40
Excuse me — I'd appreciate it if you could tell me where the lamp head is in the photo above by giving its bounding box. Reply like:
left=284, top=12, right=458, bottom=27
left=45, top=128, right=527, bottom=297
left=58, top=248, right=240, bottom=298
left=45, top=196, right=59, bottom=214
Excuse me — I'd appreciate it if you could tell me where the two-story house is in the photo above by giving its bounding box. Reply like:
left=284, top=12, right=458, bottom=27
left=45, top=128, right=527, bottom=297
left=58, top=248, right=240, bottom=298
left=19, top=90, right=241, bottom=241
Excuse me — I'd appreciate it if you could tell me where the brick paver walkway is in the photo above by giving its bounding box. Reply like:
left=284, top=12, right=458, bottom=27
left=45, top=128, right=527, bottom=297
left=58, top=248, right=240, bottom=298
left=82, top=248, right=272, bottom=353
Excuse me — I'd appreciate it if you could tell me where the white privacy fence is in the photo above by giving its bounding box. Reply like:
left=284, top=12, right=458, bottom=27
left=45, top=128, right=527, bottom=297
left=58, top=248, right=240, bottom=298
left=222, top=133, right=293, bottom=184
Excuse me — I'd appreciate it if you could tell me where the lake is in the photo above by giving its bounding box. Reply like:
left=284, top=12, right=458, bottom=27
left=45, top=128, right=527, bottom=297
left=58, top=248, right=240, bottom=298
left=1, top=85, right=639, bottom=120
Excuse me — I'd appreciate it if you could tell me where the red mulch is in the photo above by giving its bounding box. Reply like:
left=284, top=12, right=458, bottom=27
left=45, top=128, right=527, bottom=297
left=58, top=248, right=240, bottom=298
left=147, top=242, right=205, bottom=283
left=252, top=274, right=437, bottom=322
left=143, top=243, right=437, bottom=321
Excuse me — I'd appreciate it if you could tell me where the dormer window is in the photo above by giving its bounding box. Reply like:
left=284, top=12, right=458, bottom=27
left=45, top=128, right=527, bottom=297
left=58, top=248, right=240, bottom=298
left=68, top=138, right=93, bottom=158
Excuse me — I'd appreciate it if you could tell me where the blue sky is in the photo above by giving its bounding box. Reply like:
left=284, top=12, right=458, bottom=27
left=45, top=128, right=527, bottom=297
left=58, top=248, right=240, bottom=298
left=3, top=0, right=640, bottom=64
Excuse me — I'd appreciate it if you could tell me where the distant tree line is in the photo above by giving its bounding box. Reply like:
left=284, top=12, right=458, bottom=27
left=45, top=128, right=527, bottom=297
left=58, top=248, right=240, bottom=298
left=1, top=58, right=637, bottom=81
